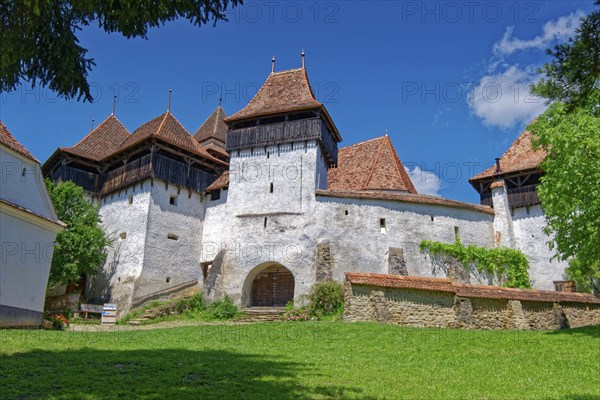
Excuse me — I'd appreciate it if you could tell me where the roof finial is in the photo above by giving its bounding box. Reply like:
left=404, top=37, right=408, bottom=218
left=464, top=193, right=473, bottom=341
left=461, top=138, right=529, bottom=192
left=301, top=49, right=305, bottom=68
left=219, top=97, right=222, bottom=107
left=385, top=129, right=389, bottom=137
left=167, top=89, right=172, bottom=112
left=271, top=55, right=276, bottom=73
left=111, top=95, right=117, bottom=116
left=90, top=116, right=95, bottom=132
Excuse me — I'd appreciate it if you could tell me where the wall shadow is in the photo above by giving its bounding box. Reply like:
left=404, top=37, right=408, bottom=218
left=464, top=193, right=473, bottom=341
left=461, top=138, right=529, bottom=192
left=544, top=324, right=600, bottom=339
left=2, top=348, right=374, bottom=399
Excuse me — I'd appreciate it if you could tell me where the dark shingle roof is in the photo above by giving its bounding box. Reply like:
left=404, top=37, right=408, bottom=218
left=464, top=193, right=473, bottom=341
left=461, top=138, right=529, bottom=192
left=0, top=121, right=37, bottom=162
left=62, top=115, right=130, bottom=161
left=328, top=136, right=417, bottom=193
left=470, top=129, right=546, bottom=182
left=194, top=106, right=228, bottom=144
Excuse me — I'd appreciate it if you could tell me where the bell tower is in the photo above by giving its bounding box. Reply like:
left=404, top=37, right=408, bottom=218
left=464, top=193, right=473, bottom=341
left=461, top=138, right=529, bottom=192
left=223, top=58, right=341, bottom=215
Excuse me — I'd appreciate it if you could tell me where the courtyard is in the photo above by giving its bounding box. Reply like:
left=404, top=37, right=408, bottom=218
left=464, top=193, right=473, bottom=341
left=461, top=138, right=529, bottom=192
left=2, top=322, right=599, bottom=399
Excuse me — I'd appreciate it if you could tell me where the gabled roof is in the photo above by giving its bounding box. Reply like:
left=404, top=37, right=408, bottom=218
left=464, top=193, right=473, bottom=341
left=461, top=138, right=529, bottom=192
left=203, top=143, right=229, bottom=158
left=118, top=112, right=226, bottom=165
left=225, top=68, right=322, bottom=122
left=194, top=106, right=228, bottom=144
left=62, top=115, right=130, bottom=161
left=0, top=121, right=37, bottom=162
left=328, top=136, right=417, bottom=193
left=470, top=129, right=546, bottom=182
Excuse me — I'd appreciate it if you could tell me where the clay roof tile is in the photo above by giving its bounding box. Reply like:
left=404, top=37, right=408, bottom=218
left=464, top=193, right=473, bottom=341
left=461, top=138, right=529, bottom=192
left=0, top=121, right=37, bottom=162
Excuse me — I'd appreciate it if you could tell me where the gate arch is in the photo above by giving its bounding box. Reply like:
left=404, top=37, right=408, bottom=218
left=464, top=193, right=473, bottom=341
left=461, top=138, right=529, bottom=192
left=242, top=263, right=295, bottom=307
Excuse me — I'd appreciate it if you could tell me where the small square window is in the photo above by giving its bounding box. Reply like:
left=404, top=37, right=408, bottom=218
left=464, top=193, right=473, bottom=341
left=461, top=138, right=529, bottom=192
left=380, top=218, right=387, bottom=234
left=167, top=233, right=179, bottom=241
left=169, top=196, right=178, bottom=206
left=119, top=232, right=127, bottom=240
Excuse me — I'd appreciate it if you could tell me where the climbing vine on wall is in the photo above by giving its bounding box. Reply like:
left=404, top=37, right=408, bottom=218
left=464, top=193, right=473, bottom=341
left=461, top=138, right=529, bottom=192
left=419, top=240, right=531, bottom=289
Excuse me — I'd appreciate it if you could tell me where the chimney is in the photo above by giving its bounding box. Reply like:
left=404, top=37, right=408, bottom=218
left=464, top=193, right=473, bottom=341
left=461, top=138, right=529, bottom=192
left=495, top=158, right=501, bottom=174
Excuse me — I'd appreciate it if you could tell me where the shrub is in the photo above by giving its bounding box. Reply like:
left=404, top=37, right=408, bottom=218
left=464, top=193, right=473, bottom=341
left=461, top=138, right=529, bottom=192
left=307, top=280, right=345, bottom=317
left=176, top=292, right=205, bottom=313
left=282, top=306, right=311, bottom=321
left=205, top=295, right=239, bottom=320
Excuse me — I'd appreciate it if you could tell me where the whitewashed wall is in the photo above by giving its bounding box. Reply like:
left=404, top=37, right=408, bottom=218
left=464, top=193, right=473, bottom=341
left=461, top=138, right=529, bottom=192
left=0, top=146, right=61, bottom=326
left=87, top=181, right=152, bottom=313
left=203, top=141, right=496, bottom=306
left=512, top=205, right=568, bottom=290
left=133, top=182, right=206, bottom=305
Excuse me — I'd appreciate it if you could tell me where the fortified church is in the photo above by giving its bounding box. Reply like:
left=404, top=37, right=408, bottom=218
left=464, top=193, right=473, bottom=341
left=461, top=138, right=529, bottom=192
left=44, top=60, right=568, bottom=315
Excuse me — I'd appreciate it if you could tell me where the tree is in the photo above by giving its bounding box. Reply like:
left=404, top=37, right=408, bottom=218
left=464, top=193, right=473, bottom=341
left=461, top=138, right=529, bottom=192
left=531, top=1, right=600, bottom=109
left=0, top=0, right=242, bottom=102
left=45, top=179, right=112, bottom=288
left=528, top=3, right=600, bottom=294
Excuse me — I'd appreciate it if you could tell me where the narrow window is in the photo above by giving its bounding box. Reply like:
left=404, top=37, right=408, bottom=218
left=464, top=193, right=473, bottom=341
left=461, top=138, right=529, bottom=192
left=169, top=195, right=178, bottom=206
left=167, top=233, right=179, bottom=241
left=454, top=226, right=460, bottom=242
left=21, top=168, right=26, bottom=177
left=127, top=195, right=133, bottom=205
left=431, top=216, right=434, bottom=222
left=380, top=218, right=387, bottom=234
left=166, top=277, right=171, bottom=283
left=264, top=217, right=267, bottom=228
left=211, top=190, right=221, bottom=201
left=269, top=182, right=274, bottom=193
left=119, top=232, right=127, bottom=240
left=345, top=210, right=348, bottom=216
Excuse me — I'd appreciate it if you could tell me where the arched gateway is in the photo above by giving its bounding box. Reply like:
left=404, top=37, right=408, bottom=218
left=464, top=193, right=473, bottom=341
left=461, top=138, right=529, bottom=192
left=246, top=263, right=295, bottom=307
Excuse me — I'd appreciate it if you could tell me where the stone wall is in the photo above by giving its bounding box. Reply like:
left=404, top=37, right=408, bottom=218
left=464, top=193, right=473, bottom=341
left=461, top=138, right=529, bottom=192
left=343, top=273, right=600, bottom=330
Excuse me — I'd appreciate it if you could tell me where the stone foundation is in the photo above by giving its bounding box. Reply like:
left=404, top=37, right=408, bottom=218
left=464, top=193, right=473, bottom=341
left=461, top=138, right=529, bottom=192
left=343, top=273, right=600, bottom=330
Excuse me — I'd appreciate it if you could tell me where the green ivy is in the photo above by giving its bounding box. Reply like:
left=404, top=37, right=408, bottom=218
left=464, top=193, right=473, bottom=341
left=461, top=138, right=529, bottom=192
left=419, top=240, right=531, bottom=289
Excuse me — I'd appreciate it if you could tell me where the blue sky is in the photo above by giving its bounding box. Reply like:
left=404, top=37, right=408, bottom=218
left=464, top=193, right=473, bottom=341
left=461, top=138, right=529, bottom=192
left=0, top=1, right=594, bottom=203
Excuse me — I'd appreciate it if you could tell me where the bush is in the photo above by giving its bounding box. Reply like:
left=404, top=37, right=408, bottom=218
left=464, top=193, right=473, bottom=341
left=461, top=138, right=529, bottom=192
left=205, top=295, right=239, bottom=320
left=307, top=280, right=345, bottom=317
left=176, top=292, right=206, bottom=313
left=282, top=306, right=311, bottom=321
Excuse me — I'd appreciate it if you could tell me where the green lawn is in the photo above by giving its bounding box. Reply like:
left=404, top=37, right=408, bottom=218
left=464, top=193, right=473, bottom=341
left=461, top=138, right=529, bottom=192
left=1, top=322, right=599, bottom=399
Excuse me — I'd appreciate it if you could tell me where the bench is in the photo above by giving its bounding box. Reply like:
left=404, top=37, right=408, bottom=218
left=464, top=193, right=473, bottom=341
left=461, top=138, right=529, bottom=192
left=79, top=303, right=103, bottom=319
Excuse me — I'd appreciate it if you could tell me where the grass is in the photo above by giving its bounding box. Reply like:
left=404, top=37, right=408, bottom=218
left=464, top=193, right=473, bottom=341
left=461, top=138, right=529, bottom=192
left=1, top=322, right=599, bottom=399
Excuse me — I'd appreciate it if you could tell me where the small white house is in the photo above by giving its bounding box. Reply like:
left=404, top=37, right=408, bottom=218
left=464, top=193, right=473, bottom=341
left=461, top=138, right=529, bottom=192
left=0, top=121, right=64, bottom=328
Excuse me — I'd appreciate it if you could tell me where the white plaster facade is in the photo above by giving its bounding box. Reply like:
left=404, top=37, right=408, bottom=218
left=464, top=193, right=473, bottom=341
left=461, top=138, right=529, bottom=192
left=0, top=142, right=63, bottom=327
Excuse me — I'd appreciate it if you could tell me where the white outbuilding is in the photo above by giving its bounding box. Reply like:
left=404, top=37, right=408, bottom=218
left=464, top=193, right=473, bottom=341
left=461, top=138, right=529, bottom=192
left=0, top=121, right=64, bottom=328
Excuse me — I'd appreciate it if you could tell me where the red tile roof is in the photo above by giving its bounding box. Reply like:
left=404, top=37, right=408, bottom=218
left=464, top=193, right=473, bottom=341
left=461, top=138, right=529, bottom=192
left=0, top=121, right=37, bottom=162
left=346, top=273, right=600, bottom=304
left=118, top=112, right=227, bottom=166
left=61, top=115, right=130, bottom=161
left=206, top=171, right=229, bottom=192
left=225, top=68, right=322, bottom=122
left=204, top=143, right=229, bottom=158
left=328, top=136, right=416, bottom=193
left=316, top=189, right=494, bottom=214
left=470, top=129, right=546, bottom=182
left=194, top=106, right=228, bottom=145
left=224, top=67, right=341, bottom=141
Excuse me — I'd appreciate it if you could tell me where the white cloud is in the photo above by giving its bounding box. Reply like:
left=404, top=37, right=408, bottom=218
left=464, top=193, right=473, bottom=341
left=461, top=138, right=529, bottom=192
left=494, top=12, right=584, bottom=56
left=467, top=65, right=547, bottom=129
left=406, top=166, right=442, bottom=196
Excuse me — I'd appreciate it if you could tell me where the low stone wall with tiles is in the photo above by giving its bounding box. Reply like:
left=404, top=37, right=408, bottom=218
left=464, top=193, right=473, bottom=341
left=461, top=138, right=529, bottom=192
left=343, top=273, right=600, bottom=330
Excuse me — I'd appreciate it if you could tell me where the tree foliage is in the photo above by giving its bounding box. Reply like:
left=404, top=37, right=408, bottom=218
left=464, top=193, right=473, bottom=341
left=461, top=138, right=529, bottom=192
left=528, top=95, right=600, bottom=291
left=45, top=179, right=111, bottom=287
left=531, top=1, right=600, bottom=109
left=0, top=0, right=242, bottom=102
left=419, top=240, right=531, bottom=289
